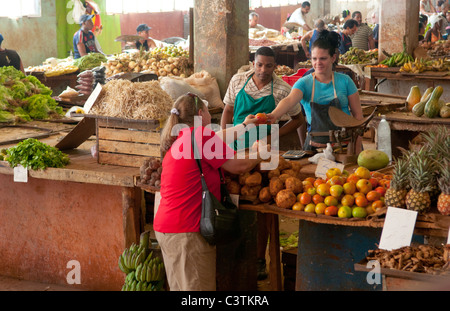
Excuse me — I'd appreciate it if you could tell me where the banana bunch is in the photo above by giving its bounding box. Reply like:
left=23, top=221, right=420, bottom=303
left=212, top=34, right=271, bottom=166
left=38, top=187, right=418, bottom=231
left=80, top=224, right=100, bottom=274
left=118, top=242, right=147, bottom=274
left=400, top=58, right=450, bottom=73
left=135, top=255, right=165, bottom=283
left=121, top=268, right=164, bottom=291
left=339, top=47, right=378, bottom=65
left=380, top=51, right=414, bottom=67
left=44, top=64, right=79, bottom=77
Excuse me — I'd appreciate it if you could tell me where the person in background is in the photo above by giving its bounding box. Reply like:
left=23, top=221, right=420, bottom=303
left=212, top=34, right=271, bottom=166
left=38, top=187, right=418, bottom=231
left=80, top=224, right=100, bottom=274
left=0, top=34, right=24, bottom=73
left=301, top=19, right=326, bottom=59
left=436, top=0, right=449, bottom=13
left=371, top=10, right=379, bottom=49
left=419, top=22, right=426, bottom=41
left=267, top=30, right=363, bottom=153
left=339, top=19, right=359, bottom=55
left=221, top=46, right=303, bottom=279
left=446, top=11, right=450, bottom=39
left=73, top=14, right=100, bottom=59
left=424, top=14, right=445, bottom=42
left=282, top=1, right=312, bottom=36
left=135, top=24, right=157, bottom=51
left=342, top=9, right=351, bottom=24
left=154, top=93, right=265, bottom=291
left=350, top=11, right=375, bottom=51
left=249, top=12, right=266, bottom=31
left=420, top=0, right=437, bottom=16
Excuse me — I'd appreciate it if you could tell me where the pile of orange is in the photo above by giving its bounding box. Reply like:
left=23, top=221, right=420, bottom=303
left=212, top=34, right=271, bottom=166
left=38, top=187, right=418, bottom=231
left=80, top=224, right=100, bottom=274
left=291, top=166, right=391, bottom=219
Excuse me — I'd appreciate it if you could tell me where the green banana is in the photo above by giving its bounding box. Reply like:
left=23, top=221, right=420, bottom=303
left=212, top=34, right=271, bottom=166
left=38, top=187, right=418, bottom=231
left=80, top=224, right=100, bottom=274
left=118, top=254, right=130, bottom=274
left=135, top=263, right=142, bottom=281
left=141, top=264, right=147, bottom=283
left=144, top=251, right=153, bottom=265
left=146, top=262, right=152, bottom=282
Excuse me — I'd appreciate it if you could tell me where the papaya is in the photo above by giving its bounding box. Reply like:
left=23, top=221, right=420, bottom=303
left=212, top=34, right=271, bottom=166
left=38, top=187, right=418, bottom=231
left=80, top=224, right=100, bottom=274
left=406, top=86, right=421, bottom=111
left=424, top=86, right=444, bottom=118
left=440, top=105, right=450, bottom=118
left=420, top=87, right=434, bottom=102
left=357, top=150, right=390, bottom=171
left=412, top=92, right=432, bottom=117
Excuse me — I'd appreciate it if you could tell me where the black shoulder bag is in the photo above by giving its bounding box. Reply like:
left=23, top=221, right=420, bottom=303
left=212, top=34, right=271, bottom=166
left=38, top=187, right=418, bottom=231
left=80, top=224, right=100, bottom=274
left=191, top=129, right=240, bottom=246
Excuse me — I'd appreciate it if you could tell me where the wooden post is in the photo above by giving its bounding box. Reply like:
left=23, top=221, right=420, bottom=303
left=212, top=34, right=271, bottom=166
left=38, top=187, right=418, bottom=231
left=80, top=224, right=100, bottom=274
left=267, top=213, right=282, bottom=290
left=193, top=0, right=249, bottom=96
left=379, top=0, right=420, bottom=60
left=122, top=187, right=142, bottom=248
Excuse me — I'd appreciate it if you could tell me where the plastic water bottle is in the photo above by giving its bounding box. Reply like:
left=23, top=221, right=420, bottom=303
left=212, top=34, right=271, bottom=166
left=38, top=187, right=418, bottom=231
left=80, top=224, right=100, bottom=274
left=377, top=115, right=392, bottom=162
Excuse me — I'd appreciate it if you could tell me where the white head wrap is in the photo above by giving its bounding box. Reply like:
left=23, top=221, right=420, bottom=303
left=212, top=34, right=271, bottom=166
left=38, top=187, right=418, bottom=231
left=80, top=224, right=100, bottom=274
left=170, top=108, right=180, bottom=115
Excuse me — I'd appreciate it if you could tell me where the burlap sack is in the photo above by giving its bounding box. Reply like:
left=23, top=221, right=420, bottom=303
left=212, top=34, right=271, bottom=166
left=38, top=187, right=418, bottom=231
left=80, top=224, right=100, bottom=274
left=184, top=70, right=224, bottom=109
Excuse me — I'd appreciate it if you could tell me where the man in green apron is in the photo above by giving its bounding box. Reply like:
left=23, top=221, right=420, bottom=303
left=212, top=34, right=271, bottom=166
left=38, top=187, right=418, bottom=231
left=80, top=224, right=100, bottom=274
left=221, top=47, right=303, bottom=151
left=221, top=46, right=303, bottom=280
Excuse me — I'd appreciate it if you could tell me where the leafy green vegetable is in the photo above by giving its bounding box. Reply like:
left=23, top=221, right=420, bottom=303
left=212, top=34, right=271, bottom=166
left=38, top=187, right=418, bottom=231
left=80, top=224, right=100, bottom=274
left=6, top=138, right=70, bottom=170
left=0, top=110, right=15, bottom=122
left=0, top=66, right=62, bottom=121
left=73, top=53, right=107, bottom=71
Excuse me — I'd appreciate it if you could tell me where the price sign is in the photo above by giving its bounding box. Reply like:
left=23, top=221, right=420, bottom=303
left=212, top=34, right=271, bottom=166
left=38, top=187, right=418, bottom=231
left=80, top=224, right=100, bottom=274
left=13, top=165, right=28, bottom=183
left=379, top=207, right=418, bottom=251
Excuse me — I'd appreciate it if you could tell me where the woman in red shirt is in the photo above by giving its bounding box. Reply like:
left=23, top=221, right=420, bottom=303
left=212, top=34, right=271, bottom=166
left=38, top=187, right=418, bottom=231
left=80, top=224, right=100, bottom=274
left=154, top=93, right=265, bottom=291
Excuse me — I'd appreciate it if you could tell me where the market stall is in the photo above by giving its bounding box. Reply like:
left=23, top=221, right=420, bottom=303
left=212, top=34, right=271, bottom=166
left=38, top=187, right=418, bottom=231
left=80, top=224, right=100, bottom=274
left=0, top=140, right=142, bottom=291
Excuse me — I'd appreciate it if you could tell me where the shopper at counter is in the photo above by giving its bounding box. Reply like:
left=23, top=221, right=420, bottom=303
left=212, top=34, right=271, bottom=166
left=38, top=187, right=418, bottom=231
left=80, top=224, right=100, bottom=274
left=0, top=34, right=24, bottom=73
left=154, top=93, right=265, bottom=291
left=267, top=30, right=363, bottom=152
left=73, top=14, right=101, bottom=59
left=221, top=46, right=303, bottom=280
left=339, top=19, right=358, bottom=55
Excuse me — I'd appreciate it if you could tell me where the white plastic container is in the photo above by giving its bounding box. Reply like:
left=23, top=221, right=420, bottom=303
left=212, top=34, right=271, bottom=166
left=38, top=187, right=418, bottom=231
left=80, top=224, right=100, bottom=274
left=377, top=115, right=392, bottom=162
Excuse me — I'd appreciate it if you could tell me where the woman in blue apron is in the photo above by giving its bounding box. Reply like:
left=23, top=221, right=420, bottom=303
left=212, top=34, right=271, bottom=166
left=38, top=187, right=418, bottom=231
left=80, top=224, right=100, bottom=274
left=233, top=75, right=275, bottom=150
left=267, top=30, right=363, bottom=152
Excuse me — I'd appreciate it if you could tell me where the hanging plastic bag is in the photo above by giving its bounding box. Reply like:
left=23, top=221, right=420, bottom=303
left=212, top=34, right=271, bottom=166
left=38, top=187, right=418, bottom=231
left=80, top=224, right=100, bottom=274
left=72, top=0, right=85, bottom=24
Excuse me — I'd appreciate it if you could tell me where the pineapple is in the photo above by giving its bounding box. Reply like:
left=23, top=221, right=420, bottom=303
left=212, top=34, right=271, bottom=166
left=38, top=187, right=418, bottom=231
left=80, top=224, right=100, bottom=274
left=419, top=126, right=449, bottom=205
left=436, top=158, right=450, bottom=216
left=405, top=148, right=436, bottom=214
left=384, top=157, right=409, bottom=208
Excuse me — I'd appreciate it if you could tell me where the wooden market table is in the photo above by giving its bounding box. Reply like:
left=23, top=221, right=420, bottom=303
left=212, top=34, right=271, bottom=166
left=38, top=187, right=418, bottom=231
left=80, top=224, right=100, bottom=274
left=25, top=71, right=79, bottom=96
left=239, top=159, right=450, bottom=291
left=0, top=147, right=142, bottom=291
left=364, top=67, right=450, bottom=92
left=370, top=111, right=450, bottom=158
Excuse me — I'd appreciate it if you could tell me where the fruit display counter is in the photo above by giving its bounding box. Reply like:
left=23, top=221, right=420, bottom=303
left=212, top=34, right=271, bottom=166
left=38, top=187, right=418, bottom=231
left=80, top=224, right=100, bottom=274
left=237, top=128, right=449, bottom=290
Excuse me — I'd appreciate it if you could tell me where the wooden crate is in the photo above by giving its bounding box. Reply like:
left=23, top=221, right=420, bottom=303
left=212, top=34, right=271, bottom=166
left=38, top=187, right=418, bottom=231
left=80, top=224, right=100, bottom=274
left=95, top=116, right=161, bottom=168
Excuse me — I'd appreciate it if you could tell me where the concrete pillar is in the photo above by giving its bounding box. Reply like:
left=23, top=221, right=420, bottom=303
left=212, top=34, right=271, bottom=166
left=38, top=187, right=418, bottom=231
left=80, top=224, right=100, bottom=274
left=379, top=0, right=419, bottom=59
left=193, top=0, right=249, bottom=97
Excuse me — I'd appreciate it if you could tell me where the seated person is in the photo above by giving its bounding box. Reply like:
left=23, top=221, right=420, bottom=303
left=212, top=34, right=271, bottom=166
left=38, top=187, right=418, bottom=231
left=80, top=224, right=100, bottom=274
left=0, top=34, right=24, bottom=73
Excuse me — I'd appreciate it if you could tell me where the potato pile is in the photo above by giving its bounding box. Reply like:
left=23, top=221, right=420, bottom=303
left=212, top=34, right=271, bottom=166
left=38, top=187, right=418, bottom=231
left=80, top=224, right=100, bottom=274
left=104, top=50, right=192, bottom=78
left=225, top=156, right=303, bottom=209
left=140, top=157, right=162, bottom=188
left=366, top=244, right=450, bottom=274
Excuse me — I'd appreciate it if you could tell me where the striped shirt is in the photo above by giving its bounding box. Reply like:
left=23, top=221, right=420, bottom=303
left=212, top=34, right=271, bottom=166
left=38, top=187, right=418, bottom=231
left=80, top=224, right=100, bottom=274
left=223, top=69, right=302, bottom=121
left=350, top=24, right=373, bottom=51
